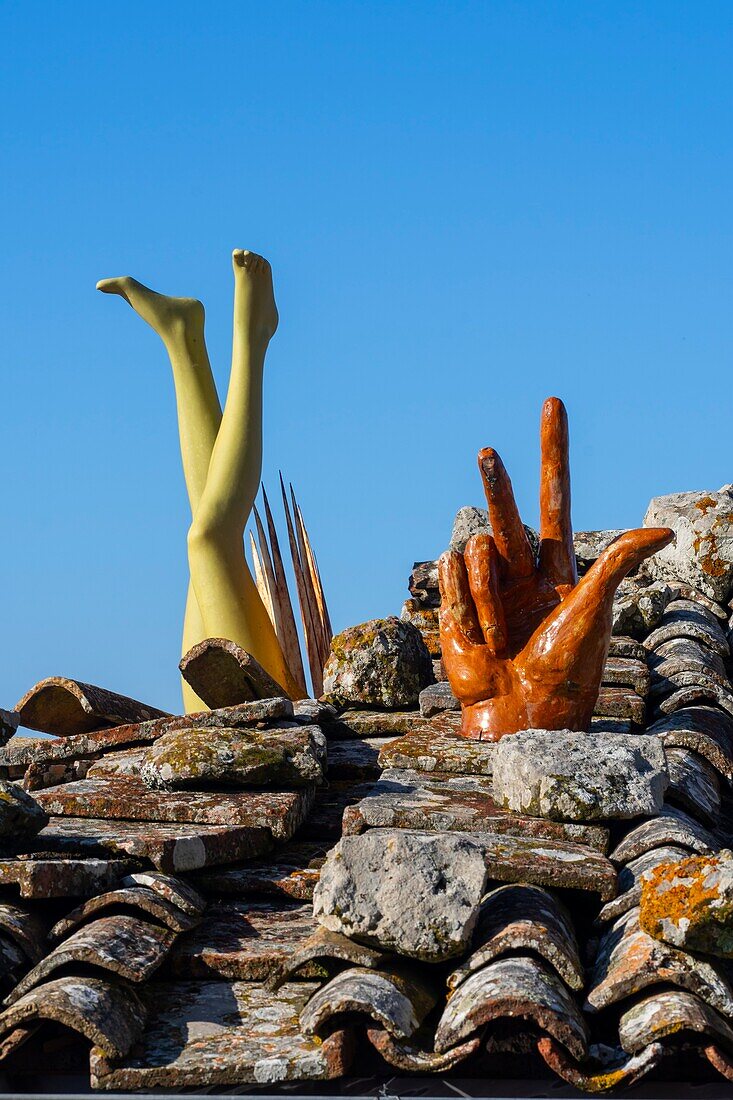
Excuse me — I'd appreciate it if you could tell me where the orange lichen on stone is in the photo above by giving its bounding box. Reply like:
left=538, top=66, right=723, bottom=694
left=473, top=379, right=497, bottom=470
left=639, top=850, right=733, bottom=956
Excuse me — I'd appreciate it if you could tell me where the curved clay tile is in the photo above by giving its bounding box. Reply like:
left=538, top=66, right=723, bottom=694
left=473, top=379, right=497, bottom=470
left=664, top=746, right=721, bottom=825
left=434, top=956, right=588, bottom=1061
left=15, top=677, right=169, bottom=736
left=645, top=601, right=730, bottom=658
left=610, top=807, right=717, bottom=864
left=299, top=966, right=435, bottom=1041
left=179, top=637, right=286, bottom=708
left=586, top=907, right=733, bottom=1018
left=0, top=902, right=47, bottom=963
left=648, top=705, right=733, bottom=781
left=0, top=975, right=145, bottom=1060
left=597, top=844, right=691, bottom=924
left=49, top=885, right=200, bottom=940
left=366, top=1027, right=480, bottom=1072
left=447, top=884, right=583, bottom=992
left=619, top=989, right=733, bottom=1055
left=537, top=1036, right=664, bottom=1093
left=268, top=927, right=386, bottom=991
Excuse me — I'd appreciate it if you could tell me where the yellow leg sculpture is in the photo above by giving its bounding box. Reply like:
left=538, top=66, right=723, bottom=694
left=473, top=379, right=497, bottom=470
left=97, top=251, right=298, bottom=706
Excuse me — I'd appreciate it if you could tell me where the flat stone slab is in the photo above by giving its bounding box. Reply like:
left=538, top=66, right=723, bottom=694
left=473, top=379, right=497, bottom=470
left=15, top=678, right=169, bottom=736
left=35, top=815, right=273, bottom=873
left=342, top=768, right=609, bottom=850
left=418, top=681, right=459, bottom=718
left=168, top=900, right=319, bottom=981
left=179, top=637, right=287, bottom=706
left=89, top=981, right=352, bottom=1089
left=326, top=709, right=430, bottom=739
left=0, top=854, right=139, bottom=898
left=640, top=849, right=733, bottom=956
left=378, top=730, right=496, bottom=776
left=474, top=831, right=617, bottom=900
left=594, top=686, right=645, bottom=724
left=602, top=656, right=650, bottom=696
left=140, top=724, right=326, bottom=790
left=193, top=840, right=329, bottom=901
left=493, top=731, right=668, bottom=821
left=314, top=830, right=488, bottom=962
left=33, top=776, right=313, bottom=841
left=0, top=697, right=293, bottom=774
left=325, top=738, right=391, bottom=780
left=300, top=780, right=378, bottom=840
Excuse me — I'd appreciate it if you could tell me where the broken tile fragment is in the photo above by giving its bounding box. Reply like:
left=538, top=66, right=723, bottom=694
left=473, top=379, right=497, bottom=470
left=314, top=830, right=487, bottom=962
left=193, top=840, right=328, bottom=901
left=0, top=903, right=46, bottom=963
left=36, top=815, right=272, bottom=873
left=536, top=1036, right=663, bottom=1093
left=33, top=776, right=313, bottom=840
left=6, top=914, right=175, bottom=1005
left=640, top=848, right=733, bottom=957
left=586, top=907, right=733, bottom=1017
left=179, top=637, right=287, bottom=706
left=447, top=884, right=583, bottom=993
left=300, top=965, right=435, bottom=1040
left=594, top=686, right=645, bottom=724
left=418, top=681, right=459, bottom=717
left=366, top=1028, right=480, bottom=1073
left=342, top=768, right=609, bottom=850
left=89, top=981, right=352, bottom=1088
left=435, top=957, right=588, bottom=1061
left=0, top=782, right=48, bottom=838
left=15, top=677, right=168, bottom=736
left=140, top=724, right=326, bottom=790
left=121, top=870, right=205, bottom=915
left=168, top=900, right=318, bottom=981
left=492, top=731, right=667, bottom=821
left=0, top=976, right=145, bottom=1060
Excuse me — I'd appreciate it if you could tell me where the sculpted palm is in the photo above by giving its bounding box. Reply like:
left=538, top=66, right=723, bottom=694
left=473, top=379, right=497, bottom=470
left=438, top=397, right=674, bottom=740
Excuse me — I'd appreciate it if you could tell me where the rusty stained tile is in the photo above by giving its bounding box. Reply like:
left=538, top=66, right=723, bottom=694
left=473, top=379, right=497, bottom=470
left=704, top=1043, right=733, bottom=1080
left=300, top=780, right=378, bottom=840
left=122, top=871, right=205, bottom=915
left=648, top=705, right=733, bottom=781
left=645, top=600, right=731, bottom=658
left=435, top=956, right=588, bottom=1061
left=300, top=965, right=435, bottom=1041
left=15, top=678, right=169, bottom=737
left=378, top=729, right=496, bottom=776
left=366, top=1027, right=480, bottom=1072
left=586, top=907, right=733, bottom=1017
left=610, top=806, right=718, bottom=864
left=0, top=975, right=146, bottom=1061
left=602, top=656, right=650, bottom=697
left=89, top=980, right=352, bottom=1089
left=664, top=746, right=721, bottom=825
left=0, top=696, right=293, bottom=773
left=326, top=738, right=392, bottom=780
left=36, top=815, right=272, bottom=874
left=192, top=840, right=328, bottom=901
left=342, top=769, right=609, bottom=853
left=536, top=1036, right=663, bottom=1093
left=619, top=988, right=733, bottom=1055
left=167, top=899, right=318, bottom=982
left=50, top=885, right=201, bottom=940
left=0, top=853, right=140, bottom=899
left=6, top=914, right=175, bottom=1005
left=476, top=832, right=617, bottom=900
left=447, top=884, right=583, bottom=993
left=594, top=686, right=645, bottom=725
left=33, top=776, right=314, bottom=842
left=268, top=927, right=386, bottom=991
left=179, top=636, right=288, bottom=707
left=597, top=844, right=691, bottom=923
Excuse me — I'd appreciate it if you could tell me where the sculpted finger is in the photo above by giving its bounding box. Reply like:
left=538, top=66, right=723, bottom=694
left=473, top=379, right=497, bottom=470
left=438, top=550, right=482, bottom=644
left=478, top=448, right=535, bottom=580
left=538, top=396, right=577, bottom=590
left=526, top=527, right=674, bottom=668
left=464, top=532, right=507, bottom=654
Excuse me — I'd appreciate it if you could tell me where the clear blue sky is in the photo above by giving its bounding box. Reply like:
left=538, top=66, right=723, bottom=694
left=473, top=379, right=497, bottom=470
left=2, top=2, right=732, bottom=714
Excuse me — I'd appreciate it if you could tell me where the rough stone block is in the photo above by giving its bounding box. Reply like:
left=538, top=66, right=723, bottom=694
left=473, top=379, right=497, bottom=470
left=323, top=617, right=433, bottom=709
left=492, top=730, right=668, bottom=822
left=640, top=849, right=733, bottom=956
left=644, top=489, right=733, bottom=603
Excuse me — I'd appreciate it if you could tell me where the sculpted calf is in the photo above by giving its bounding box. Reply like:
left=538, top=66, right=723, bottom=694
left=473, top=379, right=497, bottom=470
left=438, top=398, right=673, bottom=740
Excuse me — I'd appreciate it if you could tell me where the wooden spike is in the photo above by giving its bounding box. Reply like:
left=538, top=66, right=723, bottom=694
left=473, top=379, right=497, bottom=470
left=280, top=473, right=324, bottom=697
left=259, top=488, right=307, bottom=697
left=293, top=493, right=333, bottom=645
left=292, top=487, right=331, bottom=671
left=249, top=530, right=275, bottom=625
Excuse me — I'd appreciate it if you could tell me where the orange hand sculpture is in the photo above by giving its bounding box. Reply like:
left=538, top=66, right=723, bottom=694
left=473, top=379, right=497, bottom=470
left=438, top=397, right=674, bottom=740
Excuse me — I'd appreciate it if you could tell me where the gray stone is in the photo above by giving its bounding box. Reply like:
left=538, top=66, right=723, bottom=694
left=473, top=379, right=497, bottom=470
left=574, top=530, right=627, bottom=574
left=323, top=617, right=433, bottom=710
left=0, top=781, right=48, bottom=838
left=313, top=829, right=488, bottom=962
left=449, top=506, right=539, bottom=559
left=492, top=731, right=668, bottom=822
left=612, top=578, right=673, bottom=638
left=640, top=849, right=733, bottom=956
left=139, top=724, right=326, bottom=790
left=419, top=681, right=459, bottom=718
left=644, top=489, right=733, bottom=603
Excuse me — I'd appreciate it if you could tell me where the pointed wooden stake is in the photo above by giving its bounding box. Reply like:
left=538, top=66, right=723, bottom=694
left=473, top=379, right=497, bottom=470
left=249, top=530, right=274, bottom=625
left=280, top=473, right=324, bottom=697
left=259, top=488, right=307, bottom=697
left=291, top=486, right=332, bottom=670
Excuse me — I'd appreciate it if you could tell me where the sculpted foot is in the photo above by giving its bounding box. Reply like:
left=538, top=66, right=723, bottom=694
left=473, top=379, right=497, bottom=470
left=231, top=250, right=279, bottom=343
left=96, top=276, right=205, bottom=347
